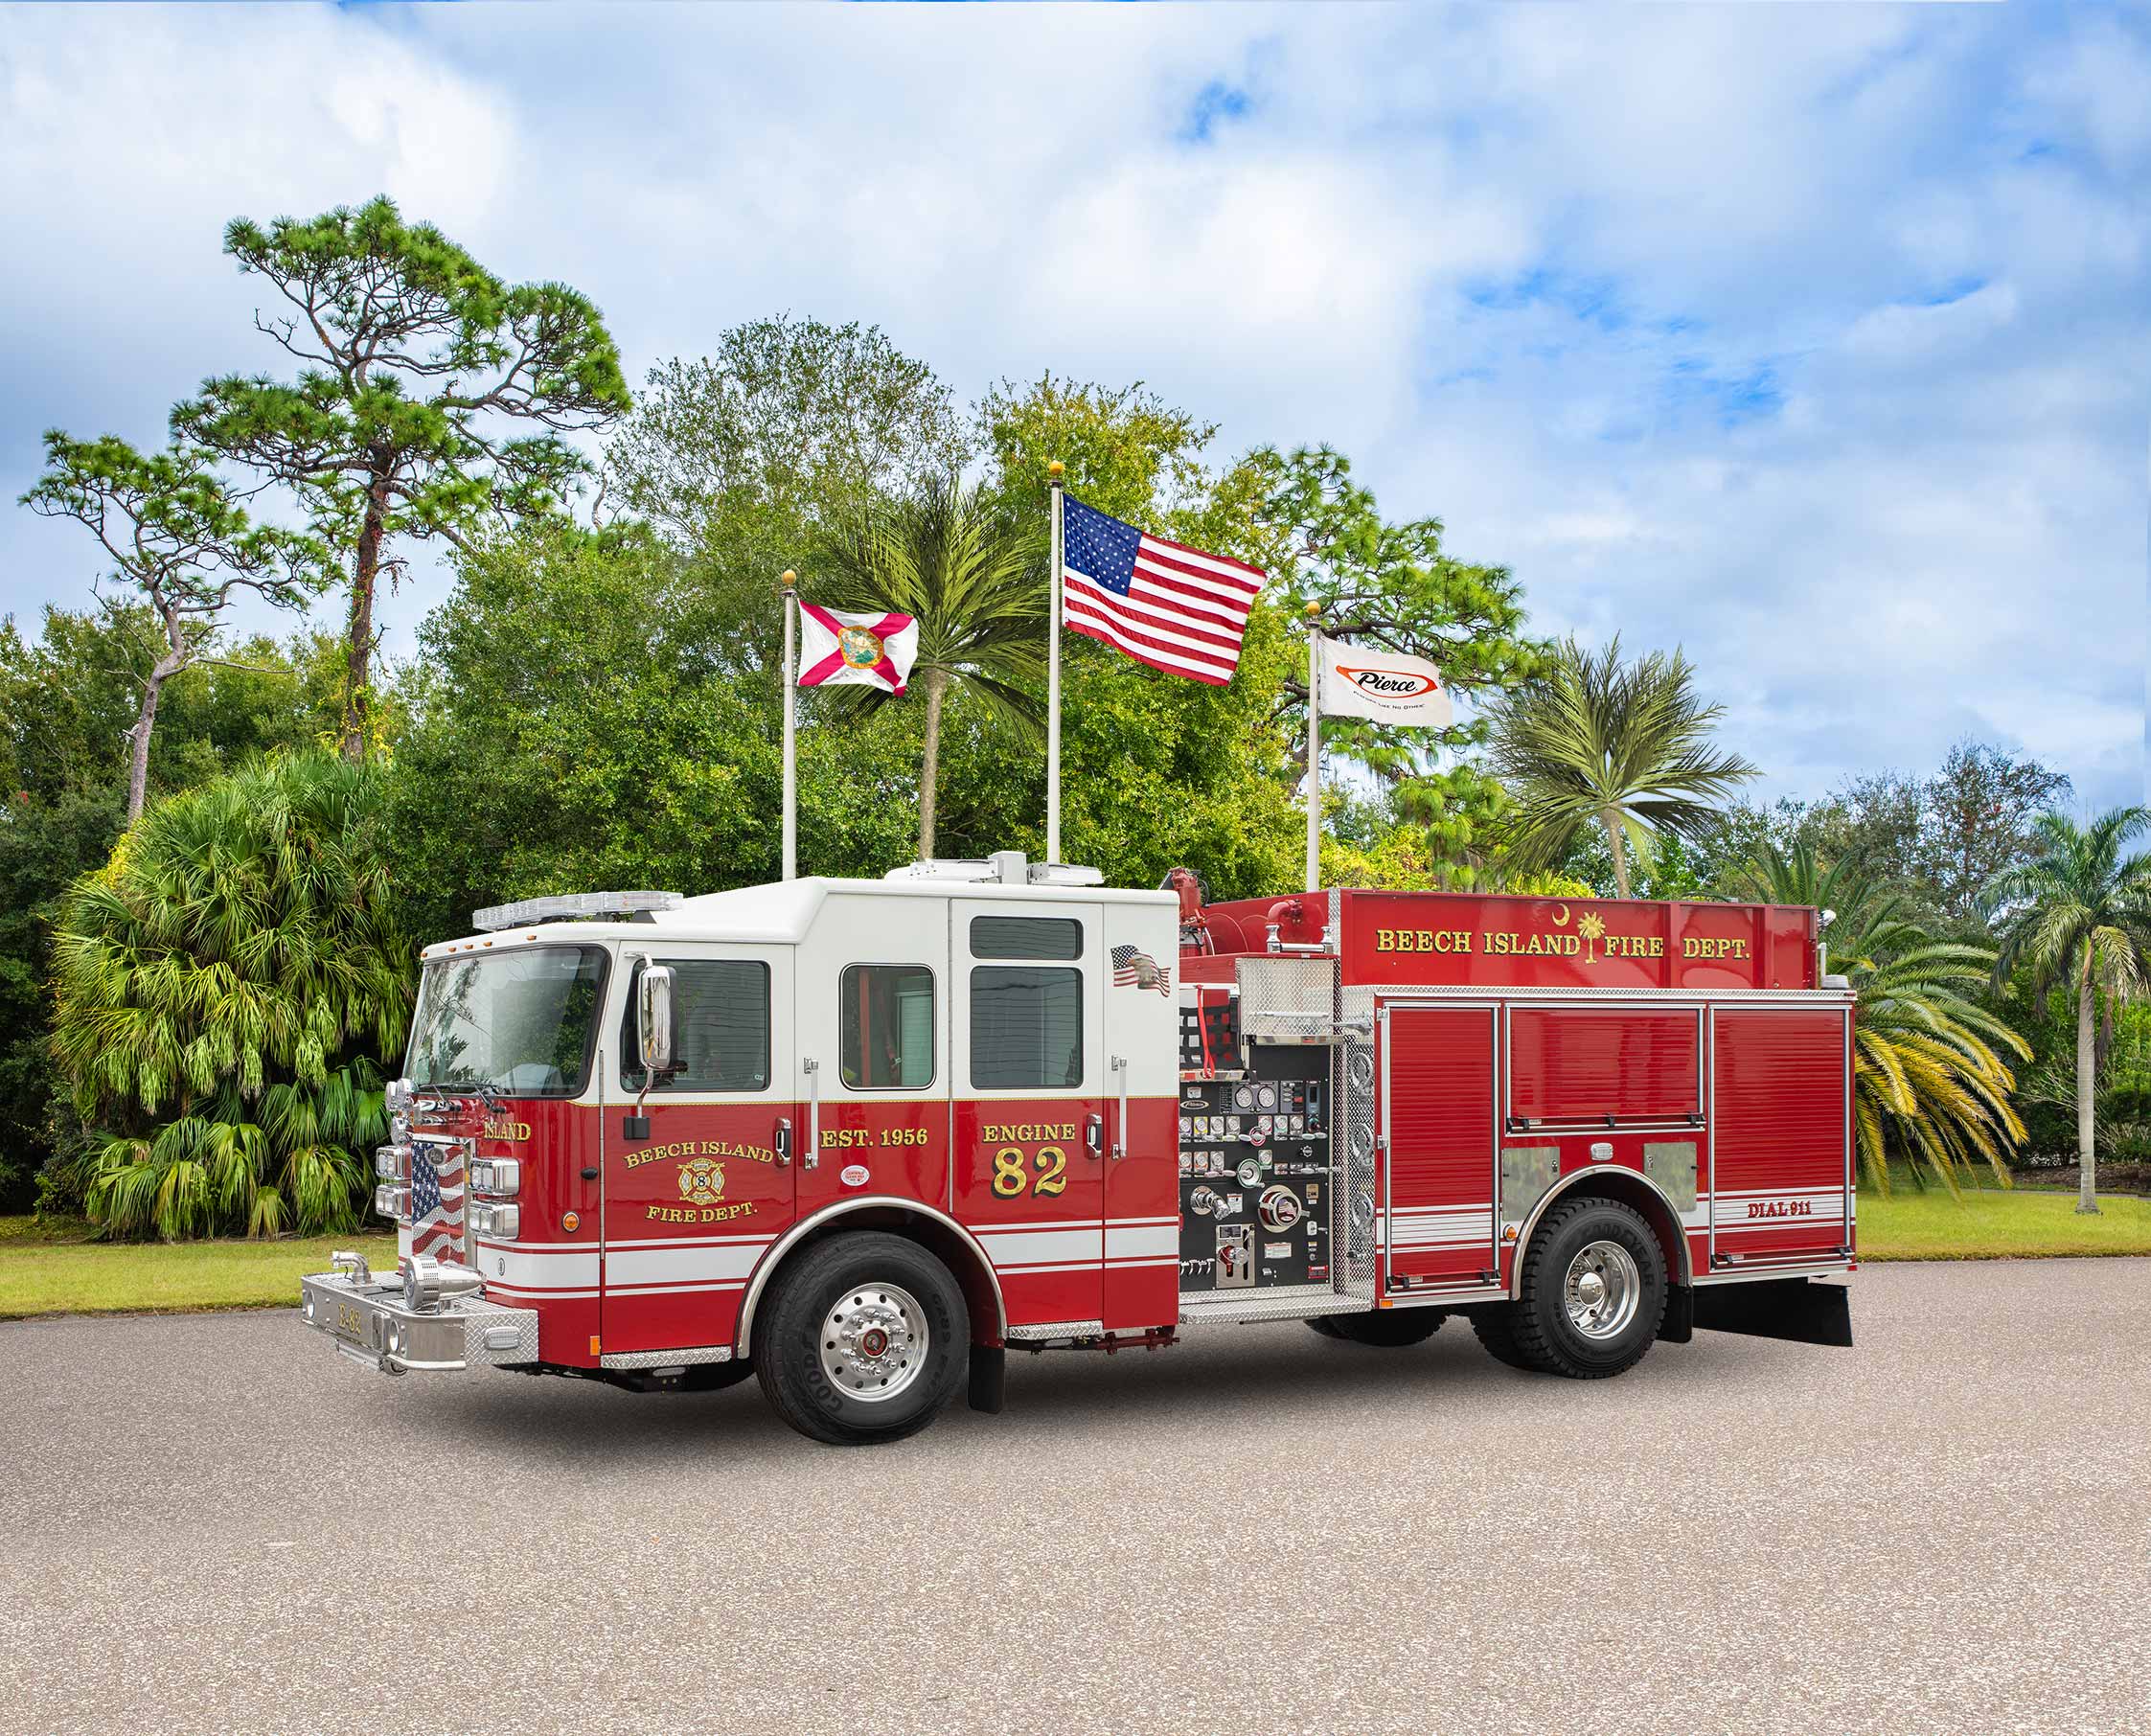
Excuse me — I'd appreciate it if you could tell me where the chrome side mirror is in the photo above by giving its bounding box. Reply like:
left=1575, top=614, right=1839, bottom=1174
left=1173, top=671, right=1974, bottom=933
left=637, top=964, right=675, bottom=1076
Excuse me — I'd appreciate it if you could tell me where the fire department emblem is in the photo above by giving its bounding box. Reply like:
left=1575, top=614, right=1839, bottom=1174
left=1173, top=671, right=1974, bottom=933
left=677, top=1156, right=726, bottom=1206
left=837, top=625, right=884, bottom=669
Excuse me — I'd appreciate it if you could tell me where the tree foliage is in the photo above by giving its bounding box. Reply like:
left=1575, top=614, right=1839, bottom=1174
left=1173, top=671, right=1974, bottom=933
left=389, top=524, right=926, bottom=941
left=175, top=196, right=631, bottom=759
left=1486, top=633, right=1757, bottom=899
left=818, top=477, right=1046, bottom=857
left=50, top=753, right=409, bottom=1238
left=604, top=319, right=968, bottom=690
left=1251, top=445, right=1543, bottom=861
left=1740, top=840, right=2026, bottom=1195
left=1985, top=808, right=2151, bottom=1213
left=20, top=431, right=325, bottom=819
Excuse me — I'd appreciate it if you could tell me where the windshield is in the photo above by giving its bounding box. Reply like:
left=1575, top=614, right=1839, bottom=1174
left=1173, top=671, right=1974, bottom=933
left=406, top=946, right=608, bottom=1097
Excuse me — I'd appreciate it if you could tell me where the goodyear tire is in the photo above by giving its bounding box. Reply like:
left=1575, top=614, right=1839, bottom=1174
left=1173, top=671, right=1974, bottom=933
left=1480, top=1196, right=1667, bottom=1379
left=754, top=1232, right=969, bottom=1445
left=1314, top=1309, right=1445, bottom=1347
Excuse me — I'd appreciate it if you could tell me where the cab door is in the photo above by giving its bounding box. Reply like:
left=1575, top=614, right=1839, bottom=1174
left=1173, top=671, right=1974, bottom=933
left=950, top=899, right=1107, bottom=1330
left=602, top=943, right=794, bottom=1357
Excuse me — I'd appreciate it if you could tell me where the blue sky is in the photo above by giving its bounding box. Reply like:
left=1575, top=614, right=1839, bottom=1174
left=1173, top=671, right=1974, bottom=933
left=3, top=3, right=2145, bottom=810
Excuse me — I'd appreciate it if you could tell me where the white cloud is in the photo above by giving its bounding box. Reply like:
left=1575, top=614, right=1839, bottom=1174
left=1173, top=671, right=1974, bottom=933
left=1, top=2, right=2143, bottom=814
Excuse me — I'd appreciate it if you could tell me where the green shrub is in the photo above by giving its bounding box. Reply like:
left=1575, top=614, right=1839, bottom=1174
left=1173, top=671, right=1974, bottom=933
left=50, top=752, right=412, bottom=1239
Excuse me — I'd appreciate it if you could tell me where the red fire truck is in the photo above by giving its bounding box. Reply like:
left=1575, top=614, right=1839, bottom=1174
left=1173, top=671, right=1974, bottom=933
left=301, top=853, right=1855, bottom=1445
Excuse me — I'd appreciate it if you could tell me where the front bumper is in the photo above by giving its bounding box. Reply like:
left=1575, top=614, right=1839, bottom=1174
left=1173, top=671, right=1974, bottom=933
left=299, top=1268, right=539, bottom=1375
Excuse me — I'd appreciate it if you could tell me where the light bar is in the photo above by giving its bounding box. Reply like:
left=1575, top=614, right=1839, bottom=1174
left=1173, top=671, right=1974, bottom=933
left=883, top=853, right=1103, bottom=888
left=469, top=891, right=682, bottom=933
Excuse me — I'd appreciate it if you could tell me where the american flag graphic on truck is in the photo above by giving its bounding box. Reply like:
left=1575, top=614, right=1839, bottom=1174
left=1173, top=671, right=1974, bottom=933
left=1111, top=944, right=1172, bottom=995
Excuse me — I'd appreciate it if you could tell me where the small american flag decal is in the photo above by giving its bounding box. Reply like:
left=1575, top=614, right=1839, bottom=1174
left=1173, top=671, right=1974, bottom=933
left=1111, top=945, right=1172, bottom=996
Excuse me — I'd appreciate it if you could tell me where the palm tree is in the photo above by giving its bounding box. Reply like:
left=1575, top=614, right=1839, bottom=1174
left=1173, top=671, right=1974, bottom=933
left=821, top=477, right=1046, bottom=858
left=1984, top=809, right=2151, bottom=1215
left=51, top=751, right=410, bottom=1239
left=1484, top=634, right=1755, bottom=898
left=1741, top=840, right=2026, bottom=1195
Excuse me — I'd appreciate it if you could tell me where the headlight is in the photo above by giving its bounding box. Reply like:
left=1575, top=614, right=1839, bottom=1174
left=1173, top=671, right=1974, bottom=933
left=469, top=1202, right=520, bottom=1241
left=373, top=1183, right=409, bottom=1220
left=375, top=1143, right=411, bottom=1181
left=469, top=1157, right=520, bottom=1197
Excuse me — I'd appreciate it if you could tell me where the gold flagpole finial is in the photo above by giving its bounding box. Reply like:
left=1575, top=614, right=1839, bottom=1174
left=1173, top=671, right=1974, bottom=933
left=1304, top=603, right=1320, bottom=621
left=780, top=569, right=796, bottom=590
left=1047, top=460, right=1064, bottom=481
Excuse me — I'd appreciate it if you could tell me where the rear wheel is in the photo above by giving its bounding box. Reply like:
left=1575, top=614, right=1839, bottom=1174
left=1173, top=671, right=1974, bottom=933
left=1311, top=1308, right=1445, bottom=1347
left=754, top=1232, right=969, bottom=1445
left=1476, top=1197, right=1667, bottom=1379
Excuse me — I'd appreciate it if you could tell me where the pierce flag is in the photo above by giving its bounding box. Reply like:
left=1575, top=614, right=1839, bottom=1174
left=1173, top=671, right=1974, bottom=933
left=797, top=605, right=919, bottom=694
left=1315, top=632, right=1453, bottom=728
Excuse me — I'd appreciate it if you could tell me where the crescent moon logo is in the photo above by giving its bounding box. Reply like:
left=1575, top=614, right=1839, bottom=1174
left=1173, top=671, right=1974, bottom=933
left=1550, top=902, right=1570, bottom=926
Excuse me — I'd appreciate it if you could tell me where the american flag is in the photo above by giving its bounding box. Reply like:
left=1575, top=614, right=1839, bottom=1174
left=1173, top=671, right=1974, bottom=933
left=1111, top=944, right=1173, bottom=996
left=1061, top=495, right=1264, bottom=686
left=409, top=1140, right=465, bottom=1262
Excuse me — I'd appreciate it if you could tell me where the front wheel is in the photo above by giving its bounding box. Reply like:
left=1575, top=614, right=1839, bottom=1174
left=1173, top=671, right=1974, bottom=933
left=754, top=1232, right=969, bottom=1445
left=1477, top=1197, right=1666, bottom=1379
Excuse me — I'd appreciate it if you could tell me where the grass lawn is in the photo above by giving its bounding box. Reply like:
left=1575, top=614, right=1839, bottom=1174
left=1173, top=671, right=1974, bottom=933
left=0, top=1216, right=399, bottom=1319
left=4, top=1181, right=2147, bottom=1319
left=1858, top=1182, right=2151, bottom=1261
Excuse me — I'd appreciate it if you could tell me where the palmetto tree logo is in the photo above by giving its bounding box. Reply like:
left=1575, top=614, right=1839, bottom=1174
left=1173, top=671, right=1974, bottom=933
left=1576, top=910, right=1607, bottom=965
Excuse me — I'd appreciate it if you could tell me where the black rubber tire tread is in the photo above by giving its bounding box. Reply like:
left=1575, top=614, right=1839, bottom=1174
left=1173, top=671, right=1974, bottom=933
left=1468, top=1306, right=1541, bottom=1371
left=753, top=1231, right=969, bottom=1445
left=1322, top=1309, right=1446, bottom=1347
left=1306, top=1316, right=1349, bottom=1339
left=1506, top=1196, right=1668, bottom=1380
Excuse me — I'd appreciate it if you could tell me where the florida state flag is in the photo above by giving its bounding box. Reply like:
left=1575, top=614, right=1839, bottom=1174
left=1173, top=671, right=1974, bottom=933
left=796, top=605, right=919, bottom=694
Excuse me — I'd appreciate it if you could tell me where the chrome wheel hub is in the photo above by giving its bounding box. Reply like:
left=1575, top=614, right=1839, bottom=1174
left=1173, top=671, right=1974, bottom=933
left=819, top=1281, right=927, bottom=1403
left=1563, top=1240, right=1641, bottom=1341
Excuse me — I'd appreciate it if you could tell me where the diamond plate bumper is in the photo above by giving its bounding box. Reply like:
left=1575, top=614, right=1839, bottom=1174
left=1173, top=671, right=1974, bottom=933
left=299, top=1270, right=539, bottom=1374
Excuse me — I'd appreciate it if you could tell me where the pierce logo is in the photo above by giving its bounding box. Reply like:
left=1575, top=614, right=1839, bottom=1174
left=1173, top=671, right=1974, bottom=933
left=1337, top=665, right=1441, bottom=698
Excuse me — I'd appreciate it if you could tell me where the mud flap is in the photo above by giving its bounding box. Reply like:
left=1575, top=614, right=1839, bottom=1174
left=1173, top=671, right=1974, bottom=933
left=1658, top=1284, right=1695, bottom=1344
left=1691, top=1277, right=1853, bottom=1348
left=968, top=1344, right=1006, bottom=1414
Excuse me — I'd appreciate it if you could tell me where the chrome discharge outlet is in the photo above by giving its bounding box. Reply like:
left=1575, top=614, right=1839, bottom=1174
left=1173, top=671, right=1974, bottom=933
left=400, top=1253, right=487, bottom=1313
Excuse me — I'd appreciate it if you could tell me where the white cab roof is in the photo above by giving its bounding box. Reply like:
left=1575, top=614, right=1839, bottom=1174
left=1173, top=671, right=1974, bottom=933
left=420, top=873, right=1177, bottom=959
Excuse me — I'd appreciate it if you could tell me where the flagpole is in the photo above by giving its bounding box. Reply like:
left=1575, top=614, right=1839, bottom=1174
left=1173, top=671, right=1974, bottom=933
left=1046, top=459, right=1064, bottom=865
left=781, top=569, right=798, bottom=881
left=1304, top=605, right=1322, bottom=894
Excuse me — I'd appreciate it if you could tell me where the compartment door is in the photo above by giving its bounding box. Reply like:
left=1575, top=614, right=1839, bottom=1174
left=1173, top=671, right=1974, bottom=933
left=1379, top=1002, right=1499, bottom=1291
left=1709, top=1006, right=1852, bottom=1267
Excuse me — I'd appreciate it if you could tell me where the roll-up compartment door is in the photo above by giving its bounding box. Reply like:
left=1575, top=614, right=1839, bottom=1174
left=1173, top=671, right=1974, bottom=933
left=1709, top=1007, right=1851, bottom=1266
left=1379, top=1003, right=1498, bottom=1290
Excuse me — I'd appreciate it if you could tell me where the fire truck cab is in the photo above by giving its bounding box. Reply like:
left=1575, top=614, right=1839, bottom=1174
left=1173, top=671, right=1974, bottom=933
left=302, top=853, right=1854, bottom=1445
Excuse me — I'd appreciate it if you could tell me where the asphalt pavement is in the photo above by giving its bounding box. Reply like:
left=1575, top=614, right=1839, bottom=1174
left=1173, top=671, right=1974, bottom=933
left=2, top=1258, right=2146, bottom=1736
